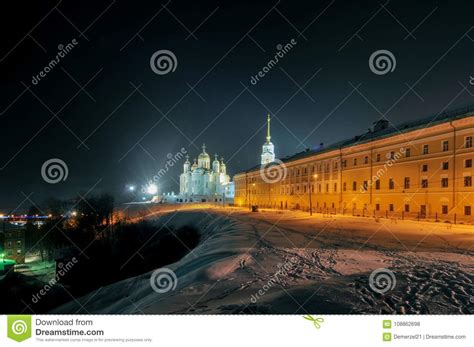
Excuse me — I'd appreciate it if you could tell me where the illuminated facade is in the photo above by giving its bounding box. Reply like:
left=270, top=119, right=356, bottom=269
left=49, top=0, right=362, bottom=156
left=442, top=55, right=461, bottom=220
left=179, top=144, right=234, bottom=202
left=234, top=109, right=474, bottom=222
left=261, top=114, right=275, bottom=165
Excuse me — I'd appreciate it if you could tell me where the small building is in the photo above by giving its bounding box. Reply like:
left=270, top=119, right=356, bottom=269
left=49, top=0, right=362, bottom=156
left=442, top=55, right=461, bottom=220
left=1, top=227, right=25, bottom=264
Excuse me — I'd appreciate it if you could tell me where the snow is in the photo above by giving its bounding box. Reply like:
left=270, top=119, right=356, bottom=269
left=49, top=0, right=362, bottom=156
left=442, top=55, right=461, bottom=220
left=54, top=207, right=474, bottom=314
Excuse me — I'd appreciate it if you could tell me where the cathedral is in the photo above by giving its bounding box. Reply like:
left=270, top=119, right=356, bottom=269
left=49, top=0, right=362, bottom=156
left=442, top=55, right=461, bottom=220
left=178, top=144, right=234, bottom=202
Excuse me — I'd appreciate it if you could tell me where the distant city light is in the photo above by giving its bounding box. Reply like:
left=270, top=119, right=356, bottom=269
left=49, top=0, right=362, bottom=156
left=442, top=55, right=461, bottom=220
left=71, top=211, right=77, bottom=217
left=147, top=183, right=158, bottom=195
left=128, top=185, right=135, bottom=192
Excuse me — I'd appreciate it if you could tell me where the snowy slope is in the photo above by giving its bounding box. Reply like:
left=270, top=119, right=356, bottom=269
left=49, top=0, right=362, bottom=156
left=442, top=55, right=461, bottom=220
left=54, top=209, right=474, bottom=314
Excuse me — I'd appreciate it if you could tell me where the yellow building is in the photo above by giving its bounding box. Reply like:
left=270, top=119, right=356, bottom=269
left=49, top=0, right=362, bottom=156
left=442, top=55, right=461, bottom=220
left=234, top=109, right=474, bottom=223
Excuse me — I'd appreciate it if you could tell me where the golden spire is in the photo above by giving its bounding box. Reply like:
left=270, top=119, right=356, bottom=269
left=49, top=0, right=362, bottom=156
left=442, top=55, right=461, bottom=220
left=266, top=114, right=271, bottom=143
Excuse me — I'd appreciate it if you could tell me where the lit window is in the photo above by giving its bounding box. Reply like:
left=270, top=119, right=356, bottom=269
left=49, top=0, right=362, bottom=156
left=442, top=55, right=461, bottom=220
left=422, top=144, right=429, bottom=155
left=464, top=176, right=472, bottom=187
left=466, top=136, right=473, bottom=148
left=442, top=140, right=449, bottom=152
left=389, top=178, right=394, bottom=189
left=404, top=177, right=410, bottom=189
left=441, top=178, right=449, bottom=188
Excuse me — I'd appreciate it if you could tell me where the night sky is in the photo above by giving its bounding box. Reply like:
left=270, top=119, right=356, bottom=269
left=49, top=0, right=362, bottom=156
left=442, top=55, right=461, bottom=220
left=1, top=0, right=473, bottom=210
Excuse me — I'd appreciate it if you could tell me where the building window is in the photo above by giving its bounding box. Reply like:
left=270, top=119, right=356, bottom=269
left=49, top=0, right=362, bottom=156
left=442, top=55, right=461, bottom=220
left=389, top=204, right=394, bottom=212
left=363, top=181, right=368, bottom=191
left=421, top=179, right=428, bottom=188
left=353, top=158, right=357, bottom=166
left=442, top=205, right=448, bottom=214
left=318, top=184, right=322, bottom=193
left=304, top=185, right=307, bottom=193
left=352, top=181, right=357, bottom=191
left=342, top=160, right=347, bottom=168
left=442, top=140, right=449, bottom=152
left=422, top=144, right=429, bottom=154
left=334, top=183, right=337, bottom=192
left=441, top=178, right=449, bottom=188
left=442, top=162, right=449, bottom=170
left=465, top=159, right=472, bottom=168
left=405, top=148, right=411, bottom=157
left=422, top=164, right=428, bottom=172
left=364, top=156, right=368, bottom=164
left=464, top=176, right=472, bottom=187
left=376, top=154, right=381, bottom=162
left=343, top=182, right=346, bottom=191
left=389, top=151, right=395, bottom=159
left=404, top=177, right=410, bottom=189
left=375, top=180, right=380, bottom=190
left=465, top=206, right=472, bottom=216
left=404, top=204, right=410, bottom=212
left=466, top=136, right=473, bottom=148
left=326, top=183, right=329, bottom=192
left=389, top=178, right=394, bottom=189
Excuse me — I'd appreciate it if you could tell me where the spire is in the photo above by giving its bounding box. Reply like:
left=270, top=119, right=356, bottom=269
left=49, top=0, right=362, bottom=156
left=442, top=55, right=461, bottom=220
left=266, top=114, right=271, bottom=143
left=202, top=143, right=206, bottom=153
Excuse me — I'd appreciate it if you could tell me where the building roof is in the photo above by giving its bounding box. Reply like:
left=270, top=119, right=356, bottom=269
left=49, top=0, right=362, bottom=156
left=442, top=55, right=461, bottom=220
left=235, top=105, right=474, bottom=176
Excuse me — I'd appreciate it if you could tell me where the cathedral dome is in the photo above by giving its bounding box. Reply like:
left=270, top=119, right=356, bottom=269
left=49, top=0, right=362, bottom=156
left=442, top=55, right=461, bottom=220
left=197, top=143, right=210, bottom=169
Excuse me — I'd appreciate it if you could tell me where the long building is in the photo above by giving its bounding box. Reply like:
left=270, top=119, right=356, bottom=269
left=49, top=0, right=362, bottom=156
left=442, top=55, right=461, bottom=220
left=234, top=108, right=474, bottom=222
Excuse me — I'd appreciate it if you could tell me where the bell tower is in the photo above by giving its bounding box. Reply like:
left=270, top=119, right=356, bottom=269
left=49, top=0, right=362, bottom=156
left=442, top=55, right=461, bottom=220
left=261, top=114, right=275, bottom=165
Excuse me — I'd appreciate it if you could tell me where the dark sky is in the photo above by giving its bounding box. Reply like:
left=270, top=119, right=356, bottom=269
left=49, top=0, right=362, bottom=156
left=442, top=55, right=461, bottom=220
left=0, top=0, right=473, bottom=211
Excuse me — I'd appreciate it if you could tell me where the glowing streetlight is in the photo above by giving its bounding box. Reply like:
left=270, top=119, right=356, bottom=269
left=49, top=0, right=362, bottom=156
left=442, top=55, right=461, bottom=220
left=128, top=185, right=135, bottom=192
left=147, top=183, right=158, bottom=195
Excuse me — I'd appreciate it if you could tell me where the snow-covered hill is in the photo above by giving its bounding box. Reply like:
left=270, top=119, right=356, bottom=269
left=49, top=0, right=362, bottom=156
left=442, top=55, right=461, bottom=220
left=54, top=209, right=474, bottom=314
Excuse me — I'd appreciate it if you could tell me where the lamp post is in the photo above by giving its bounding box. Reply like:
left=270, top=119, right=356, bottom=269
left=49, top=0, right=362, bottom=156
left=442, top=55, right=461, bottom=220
left=308, top=174, right=317, bottom=216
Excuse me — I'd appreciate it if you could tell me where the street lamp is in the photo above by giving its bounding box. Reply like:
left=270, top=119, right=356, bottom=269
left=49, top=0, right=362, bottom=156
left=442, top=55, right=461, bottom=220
left=127, top=185, right=135, bottom=192
left=308, top=174, right=318, bottom=216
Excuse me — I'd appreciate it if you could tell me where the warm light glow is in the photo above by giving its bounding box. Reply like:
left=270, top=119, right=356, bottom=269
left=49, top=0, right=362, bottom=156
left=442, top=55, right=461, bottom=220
left=147, top=183, right=158, bottom=195
left=71, top=211, right=77, bottom=217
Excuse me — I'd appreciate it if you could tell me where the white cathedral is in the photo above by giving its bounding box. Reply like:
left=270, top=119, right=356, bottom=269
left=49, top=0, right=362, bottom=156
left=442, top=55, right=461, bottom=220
left=175, top=115, right=275, bottom=203
left=178, top=144, right=234, bottom=202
